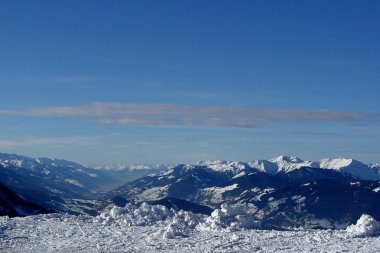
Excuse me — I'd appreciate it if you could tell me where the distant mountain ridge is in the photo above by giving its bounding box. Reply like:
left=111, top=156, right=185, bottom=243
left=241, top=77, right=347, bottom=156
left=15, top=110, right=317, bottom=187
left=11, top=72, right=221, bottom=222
left=91, top=163, right=169, bottom=171
left=0, top=153, right=166, bottom=215
left=2, top=153, right=378, bottom=182
left=195, top=156, right=380, bottom=180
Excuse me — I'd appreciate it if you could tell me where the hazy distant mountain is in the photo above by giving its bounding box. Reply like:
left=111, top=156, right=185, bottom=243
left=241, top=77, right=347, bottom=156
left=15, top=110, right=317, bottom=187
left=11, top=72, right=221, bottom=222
left=91, top=164, right=169, bottom=183
left=106, top=156, right=380, bottom=229
left=92, top=163, right=169, bottom=171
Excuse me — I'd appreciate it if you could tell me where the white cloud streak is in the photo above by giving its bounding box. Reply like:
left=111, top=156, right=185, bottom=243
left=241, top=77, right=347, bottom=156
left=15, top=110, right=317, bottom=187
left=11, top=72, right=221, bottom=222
left=0, top=103, right=376, bottom=128
left=0, top=136, right=102, bottom=149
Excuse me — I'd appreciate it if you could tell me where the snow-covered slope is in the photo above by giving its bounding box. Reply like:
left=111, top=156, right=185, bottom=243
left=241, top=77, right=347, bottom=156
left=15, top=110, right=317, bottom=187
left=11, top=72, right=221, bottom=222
left=0, top=182, right=50, bottom=217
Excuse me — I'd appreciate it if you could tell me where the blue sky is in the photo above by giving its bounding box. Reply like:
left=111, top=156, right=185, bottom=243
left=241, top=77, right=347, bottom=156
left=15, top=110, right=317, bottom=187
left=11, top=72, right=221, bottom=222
left=1, top=0, right=380, bottom=165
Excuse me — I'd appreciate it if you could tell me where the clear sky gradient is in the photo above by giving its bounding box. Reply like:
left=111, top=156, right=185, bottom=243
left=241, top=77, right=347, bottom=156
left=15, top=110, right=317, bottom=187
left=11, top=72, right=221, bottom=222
left=1, top=0, right=379, bottom=165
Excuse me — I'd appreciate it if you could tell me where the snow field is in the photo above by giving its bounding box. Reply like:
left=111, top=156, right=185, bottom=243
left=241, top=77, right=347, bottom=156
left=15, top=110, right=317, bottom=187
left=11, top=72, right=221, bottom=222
left=1, top=203, right=380, bottom=252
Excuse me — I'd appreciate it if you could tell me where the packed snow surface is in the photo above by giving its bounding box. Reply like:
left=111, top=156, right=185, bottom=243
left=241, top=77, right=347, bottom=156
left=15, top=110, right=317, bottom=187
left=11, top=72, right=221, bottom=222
left=1, top=203, right=380, bottom=252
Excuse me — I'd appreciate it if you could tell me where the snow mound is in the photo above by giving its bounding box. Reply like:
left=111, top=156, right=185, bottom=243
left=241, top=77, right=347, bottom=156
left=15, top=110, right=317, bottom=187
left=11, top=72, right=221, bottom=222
left=162, top=209, right=204, bottom=239
left=199, top=203, right=261, bottom=231
left=95, top=202, right=174, bottom=226
left=95, top=202, right=205, bottom=239
left=95, top=202, right=261, bottom=239
left=346, top=214, right=380, bottom=237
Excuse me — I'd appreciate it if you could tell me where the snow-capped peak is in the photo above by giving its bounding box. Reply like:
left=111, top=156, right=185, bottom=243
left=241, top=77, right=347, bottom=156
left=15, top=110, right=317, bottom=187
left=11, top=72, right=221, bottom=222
left=247, top=160, right=278, bottom=174
left=319, top=158, right=354, bottom=170
left=318, top=158, right=380, bottom=180
left=268, top=155, right=316, bottom=173
left=270, top=155, right=304, bottom=164
left=197, top=160, right=248, bottom=174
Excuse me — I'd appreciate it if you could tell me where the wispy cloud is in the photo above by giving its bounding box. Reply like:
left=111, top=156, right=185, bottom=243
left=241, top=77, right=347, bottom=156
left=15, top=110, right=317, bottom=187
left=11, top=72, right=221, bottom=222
left=0, top=103, right=377, bottom=128
left=0, top=136, right=102, bottom=149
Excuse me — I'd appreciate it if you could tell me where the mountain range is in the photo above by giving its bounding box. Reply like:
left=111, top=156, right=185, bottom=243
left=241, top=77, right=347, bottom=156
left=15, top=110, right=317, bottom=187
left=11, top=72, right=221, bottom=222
left=1, top=152, right=380, bottom=229
left=106, top=156, right=380, bottom=229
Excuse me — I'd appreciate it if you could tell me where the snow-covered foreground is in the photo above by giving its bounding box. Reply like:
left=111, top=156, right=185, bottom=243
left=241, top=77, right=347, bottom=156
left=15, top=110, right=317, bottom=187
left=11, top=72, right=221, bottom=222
left=1, top=203, right=380, bottom=253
